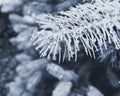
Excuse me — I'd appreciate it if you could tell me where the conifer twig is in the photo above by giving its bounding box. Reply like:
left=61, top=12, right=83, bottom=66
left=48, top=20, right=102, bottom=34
left=32, top=0, right=120, bottom=62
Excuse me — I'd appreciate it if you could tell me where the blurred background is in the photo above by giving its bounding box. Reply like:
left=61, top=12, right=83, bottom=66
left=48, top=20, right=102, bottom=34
left=0, top=0, right=120, bottom=96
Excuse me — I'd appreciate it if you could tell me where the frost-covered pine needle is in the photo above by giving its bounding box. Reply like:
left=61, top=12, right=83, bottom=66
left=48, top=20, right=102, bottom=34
left=32, top=0, right=120, bottom=62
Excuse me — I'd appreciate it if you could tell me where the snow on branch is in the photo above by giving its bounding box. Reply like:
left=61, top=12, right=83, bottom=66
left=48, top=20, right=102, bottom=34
left=32, top=0, right=120, bottom=62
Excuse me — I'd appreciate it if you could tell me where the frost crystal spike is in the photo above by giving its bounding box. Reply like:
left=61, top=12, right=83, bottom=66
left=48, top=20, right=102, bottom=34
left=32, top=0, right=120, bottom=62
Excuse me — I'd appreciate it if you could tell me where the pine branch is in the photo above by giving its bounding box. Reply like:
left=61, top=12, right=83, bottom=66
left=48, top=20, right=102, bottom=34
left=52, top=81, right=72, bottom=96
left=32, top=0, right=120, bottom=62
left=46, top=63, right=78, bottom=81
left=0, top=0, right=22, bottom=5
left=6, top=58, right=51, bottom=96
left=0, top=0, right=23, bottom=12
